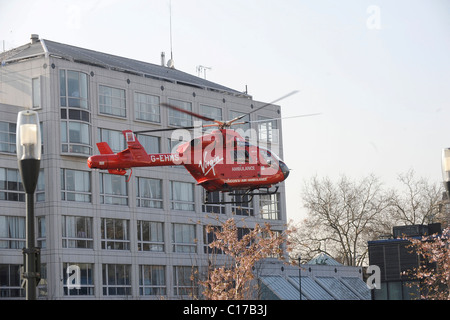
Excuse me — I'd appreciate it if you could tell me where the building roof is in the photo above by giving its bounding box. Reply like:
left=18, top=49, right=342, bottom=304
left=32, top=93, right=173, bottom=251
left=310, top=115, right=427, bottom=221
left=259, top=275, right=370, bottom=300
left=257, top=259, right=371, bottom=300
left=0, top=36, right=248, bottom=98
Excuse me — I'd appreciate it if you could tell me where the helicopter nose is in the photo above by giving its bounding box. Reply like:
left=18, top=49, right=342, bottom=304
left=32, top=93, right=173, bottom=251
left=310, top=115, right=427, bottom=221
left=279, top=160, right=290, bottom=180
left=87, top=157, right=93, bottom=168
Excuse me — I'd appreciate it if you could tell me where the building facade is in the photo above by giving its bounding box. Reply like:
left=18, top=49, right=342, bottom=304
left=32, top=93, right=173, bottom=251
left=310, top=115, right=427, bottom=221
left=0, top=35, right=287, bottom=299
left=368, top=223, right=442, bottom=300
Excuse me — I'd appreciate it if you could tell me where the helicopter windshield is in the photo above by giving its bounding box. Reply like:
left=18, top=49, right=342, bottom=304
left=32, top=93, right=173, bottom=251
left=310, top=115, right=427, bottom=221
left=259, top=147, right=281, bottom=164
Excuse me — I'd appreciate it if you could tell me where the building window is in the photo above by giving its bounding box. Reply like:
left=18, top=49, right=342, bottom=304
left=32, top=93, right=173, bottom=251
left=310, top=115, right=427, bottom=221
left=0, top=216, right=25, bottom=249
left=200, top=104, right=222, bottom=129
left=260, top=193, right=280, bottom=220
left=229, top=110, right=250, bottom=132
left=37, top=216, right=46, bottom=249
left=62, top=263, right=94, bottom=296
left=170, top=181, right=194, bottom=211
left=135, top=92, right=160, bottom=123
left=100, top=173, right=128, bottom=205
left=172, top=223, right=197, bottom=253
left=102, top=264, right=131, bottom=296
left=0, top=122, right=16, bottom=154
left=203, top=225, right=223, bottom=254
left=61, top=169, right=91, bottom=203
left=101, top=218, right=130, bottom=250
left=136, top=177, right=162, bottom=209
left=61, top=121, right=91, bottom=155
left=59, top=69, right=92, bottom=156
left=0, top=264, right=24, bottom=298
left=139, top=265, right=166, bottom=296
left=168, top=138, right=185, bottom=170
left=238, top=227, right=252, bottom=242
left=3, top=122, right=44, bottom=156
left=36, top=169, right=45, bottom=202
left=0, top=168, right=44, bottom=202
left=168, top=99, right=192, bottom=127
left=99, top=85, right=126, bottom=117
left=38, top=264, right=47, bottom=298
left=97, top=128, right=125, bottom=153
left=168, top=137, right=185, bottom=154
left=232, top=191, right=254, bottom=216
left=202, top=190, right=225, bottom=214
left=173, top=266, right=198, bottom=296
left=258, top=116, right=279, bottom=143
left=0, top=168, right=24, bottom=202
left=136, top=134, right=160, bottom=154
left=32, top=77, right=41, bottom=109
left=137, top=221, right=164, bottom=252
left=62, top=216, right=93, bottom=249
left=60, top=70, right=88, bottom=109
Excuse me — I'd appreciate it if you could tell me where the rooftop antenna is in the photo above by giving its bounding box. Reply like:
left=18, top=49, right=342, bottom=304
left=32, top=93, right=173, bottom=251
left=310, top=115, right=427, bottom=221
left=167, top=0, right=175, bottom=68
left=196, top=65, right=212, bottom=79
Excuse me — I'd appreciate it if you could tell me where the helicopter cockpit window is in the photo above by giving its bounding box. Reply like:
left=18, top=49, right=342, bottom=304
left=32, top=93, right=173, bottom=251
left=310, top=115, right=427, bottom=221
left=260, top=148, right=276, bottom=165
left=231, top=148, right=250, bottom=163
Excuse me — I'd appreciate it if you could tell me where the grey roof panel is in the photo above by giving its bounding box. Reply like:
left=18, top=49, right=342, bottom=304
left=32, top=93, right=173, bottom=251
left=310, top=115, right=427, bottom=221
left=260, top=276, right=304, bottom=300
left=315, top=276, right=361, bottom=300
left=289, top=276, right=334, bottom=300
left=1, top=38, right=245, bottom=97
left=341, top=277, right=371, bottom=300
left=0, top=42, right=44, bottom=63
left=42, top=39, right=242, bottom=95
left=261, top=275, right=371, bottom=300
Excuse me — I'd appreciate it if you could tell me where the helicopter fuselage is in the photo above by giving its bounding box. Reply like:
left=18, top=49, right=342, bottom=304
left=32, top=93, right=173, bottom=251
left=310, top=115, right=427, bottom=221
left=87, top=129, right=289, bottom=193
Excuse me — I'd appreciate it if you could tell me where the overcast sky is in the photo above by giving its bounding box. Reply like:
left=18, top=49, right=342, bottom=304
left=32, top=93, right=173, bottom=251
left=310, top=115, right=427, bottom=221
left=2, top=0, right=450, bottom=222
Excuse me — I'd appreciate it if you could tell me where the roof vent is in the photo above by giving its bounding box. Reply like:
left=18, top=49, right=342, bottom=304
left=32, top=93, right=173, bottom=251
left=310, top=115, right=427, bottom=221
left=30, top=34, right=39, bottom=44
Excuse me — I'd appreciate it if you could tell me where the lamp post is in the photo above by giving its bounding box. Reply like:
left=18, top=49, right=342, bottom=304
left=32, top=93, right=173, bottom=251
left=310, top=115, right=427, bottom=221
left=442, top=148, right=450, bottom=198
left=16, top=110, right=41, bottom=300
left=298, top=255, right=302, bottom=300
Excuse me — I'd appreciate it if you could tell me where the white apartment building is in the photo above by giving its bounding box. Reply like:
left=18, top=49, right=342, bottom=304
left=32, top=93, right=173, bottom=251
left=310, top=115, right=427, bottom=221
left=0, top=34, right=287, bottom=299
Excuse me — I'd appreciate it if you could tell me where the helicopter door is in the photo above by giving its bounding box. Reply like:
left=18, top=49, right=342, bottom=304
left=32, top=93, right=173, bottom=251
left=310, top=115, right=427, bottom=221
left=231, top=147, right=251, bottom=164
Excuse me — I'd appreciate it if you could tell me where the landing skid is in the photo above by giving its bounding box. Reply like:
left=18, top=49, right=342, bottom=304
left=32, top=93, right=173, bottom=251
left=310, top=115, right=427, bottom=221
left=204, top=186, right=279, bottom=205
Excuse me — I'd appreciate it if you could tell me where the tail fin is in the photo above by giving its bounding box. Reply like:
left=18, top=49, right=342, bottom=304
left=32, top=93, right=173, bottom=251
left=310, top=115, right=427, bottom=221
left=97, top=142, right=114, bottom=155
left=123, top=130, right=149, bottom=161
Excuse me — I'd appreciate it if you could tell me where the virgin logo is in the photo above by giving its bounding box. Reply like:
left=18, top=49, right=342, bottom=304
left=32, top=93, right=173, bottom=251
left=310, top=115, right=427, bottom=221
left=198, top=151, right=223, bottom=176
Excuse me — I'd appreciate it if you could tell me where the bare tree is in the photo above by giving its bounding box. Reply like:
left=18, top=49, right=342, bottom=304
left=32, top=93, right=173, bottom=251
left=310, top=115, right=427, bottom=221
left=291, top=174, right=390, bottom=266
left=387, top=169, right=444, bottom=227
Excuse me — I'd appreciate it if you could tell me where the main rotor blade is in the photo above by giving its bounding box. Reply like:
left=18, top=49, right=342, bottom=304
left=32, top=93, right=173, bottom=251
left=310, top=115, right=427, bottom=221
left=134, top=126, right=202, bottom=134
left=161, top=102, right=216, bottom=122
left=225, top=114, right=247, bottom=126
left=245, top=113, right=322, bottom=123
left=247, top=90, right=299, bottom=115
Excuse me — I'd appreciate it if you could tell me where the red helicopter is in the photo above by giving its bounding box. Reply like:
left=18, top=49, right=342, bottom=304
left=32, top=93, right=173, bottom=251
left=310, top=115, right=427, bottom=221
left=87, top=94, right=304, bottom=204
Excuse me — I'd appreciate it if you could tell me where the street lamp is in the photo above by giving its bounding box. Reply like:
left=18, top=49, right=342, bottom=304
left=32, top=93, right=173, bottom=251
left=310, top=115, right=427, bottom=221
left=442, top=148, right=450, bottom=197
left=298, top=255, right=302, bottom=300
left=16, top=110, right=41, bottom=300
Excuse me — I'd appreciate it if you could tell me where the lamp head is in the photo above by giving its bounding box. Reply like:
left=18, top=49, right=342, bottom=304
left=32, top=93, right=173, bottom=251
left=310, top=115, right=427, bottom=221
left=16, top=110, right=41, bottom=161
